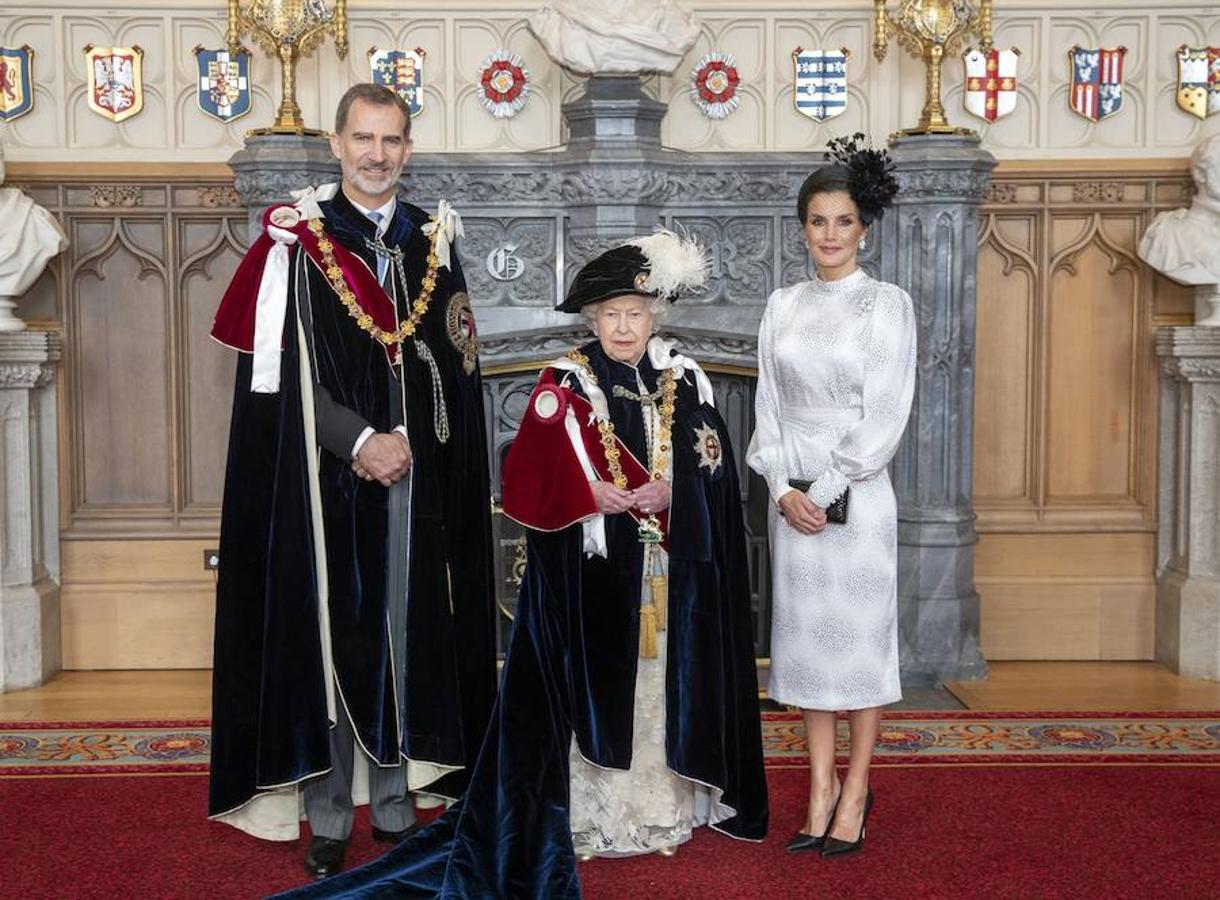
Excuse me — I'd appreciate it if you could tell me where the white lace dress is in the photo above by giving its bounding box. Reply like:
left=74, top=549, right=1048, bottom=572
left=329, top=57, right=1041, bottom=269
left=746, top=269, right=916, bottom=711
left=569, top=639, right=698, bottom=857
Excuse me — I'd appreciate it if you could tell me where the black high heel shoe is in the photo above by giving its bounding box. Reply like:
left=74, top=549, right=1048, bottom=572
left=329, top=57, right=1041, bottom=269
left=821, top=788, right=873, bottom=858
left=785, top=786, right=842, bottom=853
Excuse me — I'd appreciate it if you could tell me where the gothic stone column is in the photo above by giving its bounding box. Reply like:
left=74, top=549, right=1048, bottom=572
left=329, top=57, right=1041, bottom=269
left=229, top=134, right=339, bottom=240
left=558, top=75, right=673, bottom=273
left=881, top=134, right=995, bottom=685
left=0, top=331, right=62, bottom=692
left=1156, top=327, right=1220, bottom=681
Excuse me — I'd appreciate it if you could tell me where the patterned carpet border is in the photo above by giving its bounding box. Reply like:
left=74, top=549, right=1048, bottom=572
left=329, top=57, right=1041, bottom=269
left=762, top=711, right=1220, bottom=766
left=1, top=712, right=1217, bottom=776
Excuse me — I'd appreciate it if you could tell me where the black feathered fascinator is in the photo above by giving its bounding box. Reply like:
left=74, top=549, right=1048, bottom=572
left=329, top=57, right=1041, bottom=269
left=798, top=132, right=899, bottom=225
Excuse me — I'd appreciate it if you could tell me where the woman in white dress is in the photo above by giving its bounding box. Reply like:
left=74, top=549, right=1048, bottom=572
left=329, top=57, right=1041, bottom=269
left=747, top=135, right=914, bottom=858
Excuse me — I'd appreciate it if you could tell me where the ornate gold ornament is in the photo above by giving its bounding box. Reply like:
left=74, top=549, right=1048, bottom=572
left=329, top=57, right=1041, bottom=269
left=308, top=217, right=442, bottom=347
left=445, top=291, right=479, bottom=376
left=564, top=348, right=678, bottom=658
left=226, top=0, right=348, bottom=134
left=873, top=0, right=994, bottom=136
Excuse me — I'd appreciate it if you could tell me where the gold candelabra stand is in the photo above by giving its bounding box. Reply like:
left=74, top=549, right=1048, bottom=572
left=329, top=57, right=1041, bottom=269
left=227, top=0, right=348, bottom=135
left=874, top=0, right=993, bottom=136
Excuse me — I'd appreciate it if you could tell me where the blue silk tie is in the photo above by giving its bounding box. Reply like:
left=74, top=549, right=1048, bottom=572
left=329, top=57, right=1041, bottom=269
left=366, top=210, right=388, bottom=284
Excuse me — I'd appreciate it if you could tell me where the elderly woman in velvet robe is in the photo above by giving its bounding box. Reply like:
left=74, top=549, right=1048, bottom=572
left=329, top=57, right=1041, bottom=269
left=279, top=231, right=767, bottom=899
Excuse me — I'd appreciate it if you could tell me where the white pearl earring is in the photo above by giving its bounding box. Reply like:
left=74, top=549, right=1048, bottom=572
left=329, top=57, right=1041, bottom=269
left=858, top=238, right=867, bottom=251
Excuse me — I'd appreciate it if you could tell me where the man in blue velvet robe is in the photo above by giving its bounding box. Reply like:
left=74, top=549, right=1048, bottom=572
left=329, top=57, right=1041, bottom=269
left=207, top=84, right=496, bottom=879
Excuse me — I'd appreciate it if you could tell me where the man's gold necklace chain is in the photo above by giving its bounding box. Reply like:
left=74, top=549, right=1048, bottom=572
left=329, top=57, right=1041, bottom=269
left=309, top=217, right=441, bottom=346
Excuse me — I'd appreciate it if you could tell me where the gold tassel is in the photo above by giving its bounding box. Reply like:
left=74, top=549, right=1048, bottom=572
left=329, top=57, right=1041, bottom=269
left=650, top=574, right=668, bottom=632
left=639, top=602, right=658, bottom=659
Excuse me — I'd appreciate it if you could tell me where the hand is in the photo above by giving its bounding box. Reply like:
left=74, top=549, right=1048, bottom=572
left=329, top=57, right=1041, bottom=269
left=589, top=480, right=635, bottom=515
left=630, top=479, right=672, bottom=515
left=777, top=489, right=827, bottom=535
left=354, top=432, right=412, bottom=487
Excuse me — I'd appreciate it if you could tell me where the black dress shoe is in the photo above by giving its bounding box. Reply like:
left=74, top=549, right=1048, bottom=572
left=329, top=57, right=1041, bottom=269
left=787, top=786, right=842, bottom=853
left=304, top=836, right=348, bottom=878
left=822, top=789, right=874, bottom=859
left=785, top=831, right=825, bottom=853
left=372, top=823, right=420, bottom=844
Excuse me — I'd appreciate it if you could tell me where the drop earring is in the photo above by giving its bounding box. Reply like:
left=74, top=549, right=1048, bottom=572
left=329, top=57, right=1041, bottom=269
left=858, top=237, right=867, bottom=251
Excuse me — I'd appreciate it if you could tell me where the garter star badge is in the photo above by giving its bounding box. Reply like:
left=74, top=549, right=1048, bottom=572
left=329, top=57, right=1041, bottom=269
left=1068, top=46, right=1126, bottom=123
left=478, top=49, right=530, bottom=119
left=85, top=44, right=144, bottom=123
left=370, top=47, right=426, bottom=117
left=963, top=47, right=1019, bottom=123
left=1176, top=45, right=1220, bottom=120
left=445, top=291, right=479, bottom=375
left=0, top=45, right=34, bottom=122
left=194, top=46, right=251, bottom=123
left=693, top=421, right=723, bottom=476
left=690, top=51, right=740, bottom=120
left=792, top=47, right=849, bottom=122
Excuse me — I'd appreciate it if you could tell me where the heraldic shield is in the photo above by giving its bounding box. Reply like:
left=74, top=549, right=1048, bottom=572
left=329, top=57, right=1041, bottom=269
left=0, top=45, right=34, bottom=122
left=1069, top=46, right=1126, bottom=122
left=1176, top=45, right=1220, bottom=120
left=793, top=48, right=849, bottom=122
left=195, top=46, right=251, bottom=123
left=85, top=44, right=144, bottom=123
left=963, top=47, right=1018, bottom=123
left=370, top=47, right=425, bottom=116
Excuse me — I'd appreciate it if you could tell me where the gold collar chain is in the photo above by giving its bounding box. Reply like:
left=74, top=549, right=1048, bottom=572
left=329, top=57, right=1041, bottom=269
left=309, top=217, right=441, bottom=347
left=565, top=350, right=677, bottom=488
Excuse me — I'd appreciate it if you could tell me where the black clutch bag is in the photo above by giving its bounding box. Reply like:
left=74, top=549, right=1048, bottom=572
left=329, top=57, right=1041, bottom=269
left=788, top=479, right=850, bottom=524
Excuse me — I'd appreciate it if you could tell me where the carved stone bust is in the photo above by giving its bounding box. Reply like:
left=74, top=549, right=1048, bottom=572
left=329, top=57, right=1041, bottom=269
left=1139, top=134, right=1220, bottom=287
left=527, top=0, right=700, bottom=75
left=0, top=146, right=69, bottom=331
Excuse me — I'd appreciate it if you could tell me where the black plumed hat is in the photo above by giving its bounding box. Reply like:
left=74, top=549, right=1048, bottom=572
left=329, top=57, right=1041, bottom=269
left=556, top=229, right=708, bottom=313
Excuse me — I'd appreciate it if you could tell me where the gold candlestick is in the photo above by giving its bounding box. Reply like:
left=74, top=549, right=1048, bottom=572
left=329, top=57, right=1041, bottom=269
left=227, top=0, right=348, bottom=135
left=873, top=0, right=993, bottom=136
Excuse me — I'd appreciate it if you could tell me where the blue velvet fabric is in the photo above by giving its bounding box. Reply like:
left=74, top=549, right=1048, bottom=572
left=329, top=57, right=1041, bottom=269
left=208, top=192, right=497, bottom=818
left=277, top=342, right=768, bottom=899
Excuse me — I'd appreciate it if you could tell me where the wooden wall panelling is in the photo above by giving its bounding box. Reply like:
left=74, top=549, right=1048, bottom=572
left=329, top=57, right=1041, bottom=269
left=975, top=209, right=1039, bottom=509
left=59, top=539, right=216, bottom=669
left=10, top=168, right=244, bottom=668
left=974, top=162, right=1192, bottom=660
left=7, top=159, right=1200, bottom=667
left=1045, top=211, right=1143, bottom=510
left=176, top=196, right=244, bottom=522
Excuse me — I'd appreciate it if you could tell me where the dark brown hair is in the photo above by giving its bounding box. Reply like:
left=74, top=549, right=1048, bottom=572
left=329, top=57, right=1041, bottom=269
left=797, top=166, right=855, bottom=225
left=334, top=83, right=412, bottom=138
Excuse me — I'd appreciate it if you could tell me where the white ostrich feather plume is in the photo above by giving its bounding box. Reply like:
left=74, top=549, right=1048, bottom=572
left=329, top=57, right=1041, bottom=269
left=626, top=228, right=708, bottom=300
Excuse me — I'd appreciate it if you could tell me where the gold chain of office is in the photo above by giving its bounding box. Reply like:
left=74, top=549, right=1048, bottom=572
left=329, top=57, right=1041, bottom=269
left=309, top=217, right=441, bottom=346
left=565, top=350, right=676, bottom=486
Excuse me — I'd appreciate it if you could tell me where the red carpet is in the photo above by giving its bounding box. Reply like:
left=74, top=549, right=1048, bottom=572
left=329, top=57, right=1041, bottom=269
left=2, top=766, right=1217, bottom=899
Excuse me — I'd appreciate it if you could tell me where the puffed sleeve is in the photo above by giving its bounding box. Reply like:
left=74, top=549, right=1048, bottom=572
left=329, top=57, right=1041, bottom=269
left=746, top=289, right=794, bottom=503
left=807, top=284, right=917, bottom=508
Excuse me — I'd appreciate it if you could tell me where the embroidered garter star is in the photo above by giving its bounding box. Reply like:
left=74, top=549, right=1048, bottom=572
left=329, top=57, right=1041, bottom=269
left=693, top=421, right=723, bottom=475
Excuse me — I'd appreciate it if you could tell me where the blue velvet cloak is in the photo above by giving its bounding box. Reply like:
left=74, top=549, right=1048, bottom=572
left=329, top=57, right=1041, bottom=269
left=277, top=341, right=768, bottom=898
left=208, top=191, right=497, bottom=821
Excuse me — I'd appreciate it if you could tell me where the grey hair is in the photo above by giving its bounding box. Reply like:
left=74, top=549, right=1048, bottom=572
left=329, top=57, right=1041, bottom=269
left=581, top=295, right=670, bottom=334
